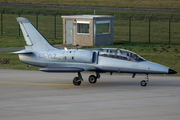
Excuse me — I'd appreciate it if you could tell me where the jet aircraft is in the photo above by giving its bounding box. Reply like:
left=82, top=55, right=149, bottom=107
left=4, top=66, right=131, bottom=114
left=10, top=17, right=177, bottom=87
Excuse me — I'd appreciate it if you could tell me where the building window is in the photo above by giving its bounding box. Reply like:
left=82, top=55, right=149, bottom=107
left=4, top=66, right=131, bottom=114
left=96, top=21, right=110, bottom=34
left=77, top=21, right=90, bottom=34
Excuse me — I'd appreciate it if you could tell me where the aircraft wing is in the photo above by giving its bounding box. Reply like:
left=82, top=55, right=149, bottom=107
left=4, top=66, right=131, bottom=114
left=39, top=66, right=97, bottom=72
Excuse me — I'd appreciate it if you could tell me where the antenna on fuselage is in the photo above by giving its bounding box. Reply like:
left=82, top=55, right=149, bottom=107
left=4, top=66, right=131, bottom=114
left=75, top=46, right=78, bottom=50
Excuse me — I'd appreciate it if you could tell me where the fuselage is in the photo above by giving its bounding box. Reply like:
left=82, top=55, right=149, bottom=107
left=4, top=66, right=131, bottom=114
left=18, top=48, right=171, bottom=74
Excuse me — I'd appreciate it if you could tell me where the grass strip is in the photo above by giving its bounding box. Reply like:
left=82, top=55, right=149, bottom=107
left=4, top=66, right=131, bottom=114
left=1, top=0, right=180, bottom=9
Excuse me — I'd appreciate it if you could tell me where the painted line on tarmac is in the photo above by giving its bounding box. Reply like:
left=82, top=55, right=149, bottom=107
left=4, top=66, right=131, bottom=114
left=0, top=81, right=139, bottom=87
left=0, top=81, right=140, bottom=87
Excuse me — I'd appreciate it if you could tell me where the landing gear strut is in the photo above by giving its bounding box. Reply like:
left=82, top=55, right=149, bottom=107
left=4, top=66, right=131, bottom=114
left=73, top=72, right=83, bottom=86
left=140, top=74, right=149, bottom=87
left=72, top=72, right=101, bottom=86
left=88, top=72, right=100, bottom=84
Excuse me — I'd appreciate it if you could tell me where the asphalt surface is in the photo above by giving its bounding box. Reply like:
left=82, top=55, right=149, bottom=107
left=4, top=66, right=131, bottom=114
left=0, top=68, right=180, bottom=120
left=0, top=3, right=180, bottom=12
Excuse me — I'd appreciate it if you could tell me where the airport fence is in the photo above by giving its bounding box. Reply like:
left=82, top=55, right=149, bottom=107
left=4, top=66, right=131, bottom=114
left=1, top=8, right=180, bottom=44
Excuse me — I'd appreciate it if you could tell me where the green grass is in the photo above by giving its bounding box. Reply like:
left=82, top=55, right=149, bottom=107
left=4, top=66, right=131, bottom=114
left=0, top=36, right=25, bottom=47
left=1, top=11, right=180, bottom=44
left=1, top=12, right=63, bottom=40
left=0, top=50, right=40, bottom=70
left=1, top=0, right=180, bottom=9
left=114, top=20, right=180, bottom=44
left=0, top=36, right=62, bottom=48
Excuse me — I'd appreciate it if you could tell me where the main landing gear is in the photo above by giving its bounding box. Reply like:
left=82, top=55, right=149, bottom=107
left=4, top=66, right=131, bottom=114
left=89, top=72, right=100, bottom=84
left=73, top=72, right=83, bottom=86
left=73, top=77, right=81, bottom=86
left=73, top=72, right=149, bottom=87
left=89, top=75, right=97, bottom=84
left=73, top=72, right=100, bottom=86
left=140, top=74, right=149, bottom=87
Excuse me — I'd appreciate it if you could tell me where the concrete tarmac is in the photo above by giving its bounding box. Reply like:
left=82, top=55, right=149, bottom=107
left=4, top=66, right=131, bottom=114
left=0, top=68, right=180, bottom=120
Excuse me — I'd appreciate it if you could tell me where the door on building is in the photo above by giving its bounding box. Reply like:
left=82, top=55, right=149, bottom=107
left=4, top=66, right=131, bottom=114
left=65, top=20, right=73, bottom=44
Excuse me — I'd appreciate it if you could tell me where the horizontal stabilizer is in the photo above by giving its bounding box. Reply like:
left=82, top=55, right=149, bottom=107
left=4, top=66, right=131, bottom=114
left=8, top=50, right=33, bottom=54
left=39, top=67, right=85, bottom=72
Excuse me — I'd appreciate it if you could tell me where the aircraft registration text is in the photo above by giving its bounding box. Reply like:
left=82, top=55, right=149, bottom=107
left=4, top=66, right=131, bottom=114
left=39, top=53, right=57, bottom=59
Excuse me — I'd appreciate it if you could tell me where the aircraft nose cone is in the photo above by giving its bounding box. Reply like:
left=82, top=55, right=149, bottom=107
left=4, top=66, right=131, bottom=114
left=168, top=68, right=177, bottom=74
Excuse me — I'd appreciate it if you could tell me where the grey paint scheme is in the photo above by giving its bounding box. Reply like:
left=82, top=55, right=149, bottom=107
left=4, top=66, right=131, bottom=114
left=11, top=17, right=177, bottom=86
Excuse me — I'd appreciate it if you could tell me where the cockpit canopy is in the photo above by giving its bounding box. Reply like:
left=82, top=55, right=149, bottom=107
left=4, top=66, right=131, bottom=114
left=89, top=48, right=145, bottom=62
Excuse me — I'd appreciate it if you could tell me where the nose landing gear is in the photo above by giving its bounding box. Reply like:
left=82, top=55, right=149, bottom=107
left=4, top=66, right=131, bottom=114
left=140, top=74, right=149, bottom=87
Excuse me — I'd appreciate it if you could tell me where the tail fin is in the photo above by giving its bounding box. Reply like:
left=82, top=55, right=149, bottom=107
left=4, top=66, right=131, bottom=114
left=16, top=17, right=57, bottom=51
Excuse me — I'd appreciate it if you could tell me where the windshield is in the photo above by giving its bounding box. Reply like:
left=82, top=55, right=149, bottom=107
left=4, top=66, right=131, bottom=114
left=98, top=48, right=145, bottom=62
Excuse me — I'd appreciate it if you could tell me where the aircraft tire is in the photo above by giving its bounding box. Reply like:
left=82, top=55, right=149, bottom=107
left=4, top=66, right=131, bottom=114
left=73, top=77, right=81, bottom=86
left=140, top=80, right=147, bottom=87
left=89, top=75, right=97, bottom=84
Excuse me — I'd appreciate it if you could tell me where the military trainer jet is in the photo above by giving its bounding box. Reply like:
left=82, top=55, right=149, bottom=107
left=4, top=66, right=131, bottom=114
left=10, top=17, right=177, bottom=87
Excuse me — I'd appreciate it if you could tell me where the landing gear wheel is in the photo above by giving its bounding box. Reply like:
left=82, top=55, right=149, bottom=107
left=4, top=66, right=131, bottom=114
left=140, top=80, right=147, bottom=87
left=89, top=75, right=97, bottom=84
left=73, top=77, right=81, bottom=86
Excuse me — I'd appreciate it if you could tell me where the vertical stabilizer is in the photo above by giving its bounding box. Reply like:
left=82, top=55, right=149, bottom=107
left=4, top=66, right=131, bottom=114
left=16, top=17, right=57, bottom=51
